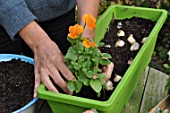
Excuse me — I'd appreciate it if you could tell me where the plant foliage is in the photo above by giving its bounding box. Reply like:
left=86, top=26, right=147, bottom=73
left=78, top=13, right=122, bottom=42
left=65, top=14, right=111, bottom=96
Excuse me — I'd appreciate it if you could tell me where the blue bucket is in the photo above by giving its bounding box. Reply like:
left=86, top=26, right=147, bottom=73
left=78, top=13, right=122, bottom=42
left=0, top=54, right=38, bottom=113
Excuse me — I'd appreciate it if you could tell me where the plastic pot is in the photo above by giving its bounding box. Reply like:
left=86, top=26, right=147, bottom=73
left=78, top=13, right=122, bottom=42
left=38, top=5, right=168, bottom=113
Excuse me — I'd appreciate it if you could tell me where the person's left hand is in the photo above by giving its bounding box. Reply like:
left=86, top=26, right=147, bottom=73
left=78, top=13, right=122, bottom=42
left=104, top=62, right=114, bottom=82
left=81, top=29, right=114, bottom=113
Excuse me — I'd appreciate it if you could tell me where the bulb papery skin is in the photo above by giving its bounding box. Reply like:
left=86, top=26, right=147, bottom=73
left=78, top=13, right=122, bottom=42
left=104, top=44, right=111, bottom=48
left=117, top=22, right=122, bottom=29
left=141, top=37, right=147, bottom=43
left=113, top=74, right=122, bottom=82
left=105, top=80, right=114, bottom=91
left=115, top=39, right=125, bottom=47
left=127, top=34, right=136, bottom=44
left=117, top=30, right=125, bottom=37
left=130, top=42, right=140, bottom=51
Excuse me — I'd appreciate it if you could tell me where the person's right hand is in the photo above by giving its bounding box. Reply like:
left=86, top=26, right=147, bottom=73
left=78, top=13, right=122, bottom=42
left=32, top=38, right=75, bottom=97
left=19, top=21, right=75, bottom=98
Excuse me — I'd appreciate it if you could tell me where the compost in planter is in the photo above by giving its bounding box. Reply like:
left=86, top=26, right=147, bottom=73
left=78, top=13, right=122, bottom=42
left=0, top=59, right=34, bottom=113
left=74, top=17, right=155, bottom=101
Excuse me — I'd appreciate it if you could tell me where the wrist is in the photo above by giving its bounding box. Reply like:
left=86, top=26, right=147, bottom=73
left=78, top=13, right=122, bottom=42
left=82, top=28, right=95, bottom=40
left=18, top=21, right=51, bottom=51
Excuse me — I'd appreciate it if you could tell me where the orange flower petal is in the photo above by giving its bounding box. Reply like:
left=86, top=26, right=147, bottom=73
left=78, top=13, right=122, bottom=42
left=82, top=14, right=96, bottom=30
left=68, top=24, right=83, bottom=39
left=68, top=33, right=77, bottom=39
left=90, top=42, right=97, bottom=47
left=82, top=14, right=90, bottom=22
left=83, top=38, right=90, bottom=48
left=87, top=23, right=96, bottom=30
left=69, top=26, right=74, bottom=33
left=75, top=24, right=83, bottom=35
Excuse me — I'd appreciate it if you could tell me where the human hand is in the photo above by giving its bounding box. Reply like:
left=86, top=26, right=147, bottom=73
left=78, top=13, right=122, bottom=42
left=83, top=109, right=98, bottom=113
left=83, top=110, right=95, bottom=113
left=82, top=27, right=114, bottom=82
left=32, top=38, right=75, bottom=97
left=19, top=21, right=75, bottom=98
left=104, top=62, right=114, bottom=82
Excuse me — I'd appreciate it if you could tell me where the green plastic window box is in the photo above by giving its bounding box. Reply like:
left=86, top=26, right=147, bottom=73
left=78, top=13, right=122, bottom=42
left=38, top=5, right=168, bottom=113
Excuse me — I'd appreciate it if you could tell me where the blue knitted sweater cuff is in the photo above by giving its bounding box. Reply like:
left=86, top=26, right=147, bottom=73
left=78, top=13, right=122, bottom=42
left=0, top=2, right=37, bottom=40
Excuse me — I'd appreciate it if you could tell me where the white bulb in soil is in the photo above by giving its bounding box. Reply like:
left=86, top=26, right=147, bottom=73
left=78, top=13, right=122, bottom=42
left=117, top=22, right=122, bottom=29
left=115, top=39, right=125, bottom=47
left=104, top=44, right=111, bottom=48
left=127, top=34, right=136, bottom=44
left=105, top=80, right=114, bottom=91
left=141, top=37, right=147, bottom=43
left=130, top=42, right=140, bottom=51
left=117, top=30, right=125, bottom=37
left=114, top=74, right=122, bottom=82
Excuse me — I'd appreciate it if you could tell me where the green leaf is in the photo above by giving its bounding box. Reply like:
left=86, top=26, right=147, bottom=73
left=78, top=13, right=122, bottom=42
left=75, top=81, right=83, bottom=93
left=67, top=36, right=76, bottom=44
left=67, top=64, right=75, bottom=72
left=77, top=72, right=86, bottom=82
left=97, top=73, right=106, bottom=80
left=83, top=79, right=90, bottom=86
left=97, top=42, right=105, bottom=47
left=79, top=42, right=85, bottom=51
left=100, top=59, right=111, bottom=65
left=97, top=92, right=101, bottom=97
left=67, top=80, right=83, bottom=93
left=163, top=64, right=170, bottom=69
left=65, top=47, right=78, bottom=61
left=86, top=71, right=94, bottom=78
left=67, top=81, right=76, bottom=92
left=82, top=68, right=87, bottom=73
left=90, top=79, right=102, bottom=93
left=102, top=53, right=112, bottom=59
left=71, top=61, right=80, bottom=70
left=93, top=68, right=102, bottom=73
left=82, top=60, right=91, bottom=68
left=92, top=58, right=99, bottom=66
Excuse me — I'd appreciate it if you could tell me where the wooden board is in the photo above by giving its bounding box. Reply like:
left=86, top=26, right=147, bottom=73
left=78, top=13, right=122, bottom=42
left=139, top=68, right=169, bottom=113
left=121, top=67, right=149, bottom=113
left=149, top=95, right=170, bottom=113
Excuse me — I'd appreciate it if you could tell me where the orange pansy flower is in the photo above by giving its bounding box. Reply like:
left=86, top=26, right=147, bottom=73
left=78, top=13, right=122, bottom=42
left=68, top=24, right=83, bottom=39
left=90, top=42, right=97, bottom=47
left=82, top=14, right=96, bottom=30
left=82, top=38, right=91, bottom=48
left=82, top=38, right=97, bottom=48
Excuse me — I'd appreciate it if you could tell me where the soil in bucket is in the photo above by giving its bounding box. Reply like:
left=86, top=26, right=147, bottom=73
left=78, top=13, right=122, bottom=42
left=0, top=59, right=34, bottom=113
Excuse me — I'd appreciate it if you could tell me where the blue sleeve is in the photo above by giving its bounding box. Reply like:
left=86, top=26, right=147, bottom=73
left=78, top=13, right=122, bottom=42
left=0, top=0, right=37, bottom=40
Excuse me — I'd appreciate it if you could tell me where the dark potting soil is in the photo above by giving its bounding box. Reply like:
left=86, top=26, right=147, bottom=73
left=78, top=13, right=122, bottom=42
left=0, top=59, right=34, bottom=113
left=74, top=17, right=155, bottom=101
